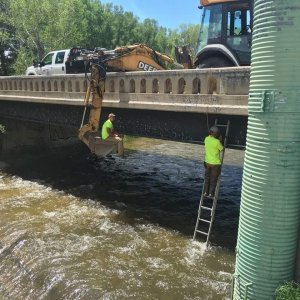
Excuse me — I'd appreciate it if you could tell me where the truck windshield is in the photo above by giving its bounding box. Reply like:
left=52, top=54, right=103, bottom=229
left=197, top=4, right=223, bottom=54
left=42, top=53, right=54, bottom=66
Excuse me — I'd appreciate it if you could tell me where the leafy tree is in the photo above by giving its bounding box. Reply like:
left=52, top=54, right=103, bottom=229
left=8, top=0, right=92, bottom=74
left=110, top=7, right=139, bottom=47
left=0, top=0, right=17, bottom=75
left=154, top=27, right=171, bottom=54
left=275, top=281, right=300, bottom=300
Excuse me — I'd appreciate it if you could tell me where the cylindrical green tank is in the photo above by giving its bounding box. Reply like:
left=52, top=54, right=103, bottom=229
left=233, top=0, right=300, bottom=299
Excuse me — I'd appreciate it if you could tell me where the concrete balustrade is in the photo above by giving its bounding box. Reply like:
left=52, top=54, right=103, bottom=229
left=0, top=67, right=250, bottom=115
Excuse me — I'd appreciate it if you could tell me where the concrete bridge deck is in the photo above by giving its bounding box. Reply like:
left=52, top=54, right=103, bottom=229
left=0, top=67, right=249, bottom=115
left=0, top=67, right=250, bottom=150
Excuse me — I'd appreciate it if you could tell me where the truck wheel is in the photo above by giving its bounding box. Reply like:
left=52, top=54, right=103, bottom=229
left=197, top=57, right=234, bottom=68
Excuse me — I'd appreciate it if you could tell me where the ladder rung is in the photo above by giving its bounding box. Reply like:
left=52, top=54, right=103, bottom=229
left=196, top=230, right=208, bottom=236
left=216, top=124, right=228, bottom=127
left=201, top=206, right=212, bottom=211
left=198, top=218, right=211, bottom=224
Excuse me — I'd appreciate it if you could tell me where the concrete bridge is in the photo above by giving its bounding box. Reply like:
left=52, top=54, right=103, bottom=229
left=0, top=67, right=249, bottom=152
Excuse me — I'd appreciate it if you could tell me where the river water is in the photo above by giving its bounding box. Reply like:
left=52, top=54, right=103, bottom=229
left=0, top=137, right=244, bottom=299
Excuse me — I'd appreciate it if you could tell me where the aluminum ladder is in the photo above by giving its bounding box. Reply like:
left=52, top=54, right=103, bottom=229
left=193, top=120, right=230, bottom=245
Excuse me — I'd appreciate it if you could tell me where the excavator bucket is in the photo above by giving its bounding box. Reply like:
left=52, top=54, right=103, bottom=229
left=87, top=135, right=120, bottom=157
left=93, top=137, right=118, bottom=156
left=175, top=46, right=193, bottom=69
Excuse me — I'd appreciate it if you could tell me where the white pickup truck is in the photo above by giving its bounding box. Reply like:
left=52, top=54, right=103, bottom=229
left=25, top=48, right=85, bottom=75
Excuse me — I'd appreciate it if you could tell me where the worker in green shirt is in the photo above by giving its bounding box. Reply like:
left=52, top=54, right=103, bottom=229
left=101, top=113, right=124, bottom=156
left=203, top=126, right=224, bottom=198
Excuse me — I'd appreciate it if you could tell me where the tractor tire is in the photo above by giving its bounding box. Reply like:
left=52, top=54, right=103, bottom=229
left=197, top=56, right=234, bottom=68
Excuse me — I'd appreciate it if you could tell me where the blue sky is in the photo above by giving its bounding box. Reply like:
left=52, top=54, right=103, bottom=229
left=100, top=0, right=202, bottom=29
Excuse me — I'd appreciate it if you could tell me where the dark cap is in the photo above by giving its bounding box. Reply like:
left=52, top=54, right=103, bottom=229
left=108, top=113, right=116, bottom=118
left=209, top=126, right=219, bottom=133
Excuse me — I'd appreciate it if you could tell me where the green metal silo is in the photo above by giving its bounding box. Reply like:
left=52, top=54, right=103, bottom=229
left=233, top=0, right=300, bottom=299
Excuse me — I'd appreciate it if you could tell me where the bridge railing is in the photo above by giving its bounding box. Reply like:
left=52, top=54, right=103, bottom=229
left=0, top=67, right=250, bottom=115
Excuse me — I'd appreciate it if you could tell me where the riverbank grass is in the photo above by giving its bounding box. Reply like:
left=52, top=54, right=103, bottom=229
left=275, top=281, right=300, bottom=300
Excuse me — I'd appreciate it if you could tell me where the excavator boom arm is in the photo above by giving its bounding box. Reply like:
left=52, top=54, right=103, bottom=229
left=106, top=44, right=174, bottom=72
left=78, top=44, right=175, bottom=156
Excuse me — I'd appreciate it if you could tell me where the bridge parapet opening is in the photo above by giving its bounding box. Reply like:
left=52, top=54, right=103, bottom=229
left=165, top=78, right=172, bottom=94
left=192, top=78, right=201, bottom=94
left=152, top=79, right=159, bottom=93
left=75, top=81, right=80, bottom=92
left=207, top=77, right=217, bottom=94
left=129, top=79, right=135, bottom=93
left=119, top=79, right=125, bottom=93
left=109, top=80, right=115, bottom=92
left=140, top=79, right=146, bottom=93
left=83, top=80, right=87, bottom=92
left=68, top=80, right=72, bottom=92
left=178, top=78, right=186, bottom=94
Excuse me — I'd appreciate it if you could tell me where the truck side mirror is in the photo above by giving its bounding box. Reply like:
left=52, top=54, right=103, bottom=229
left=39, top=61, right=45, bottom=67
left=33, top=59, right=38, bottom=67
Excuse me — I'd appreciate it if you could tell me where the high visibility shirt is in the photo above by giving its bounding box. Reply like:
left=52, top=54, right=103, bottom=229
left=204, top=135, right=224, bottom=165
left=101, top=119, right=113, bottom=140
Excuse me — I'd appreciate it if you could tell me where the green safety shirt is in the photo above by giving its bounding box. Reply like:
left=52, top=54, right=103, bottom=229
left=101, top=119, right=113, bottom=140
left=204, top=135, right=224, bottom=165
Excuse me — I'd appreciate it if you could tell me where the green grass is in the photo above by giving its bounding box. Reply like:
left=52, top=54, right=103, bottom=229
left=275, top=281, right=300, bottom=300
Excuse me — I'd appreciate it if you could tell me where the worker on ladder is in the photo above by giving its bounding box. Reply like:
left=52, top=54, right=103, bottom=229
left=203, top=126, right=224, bottom=198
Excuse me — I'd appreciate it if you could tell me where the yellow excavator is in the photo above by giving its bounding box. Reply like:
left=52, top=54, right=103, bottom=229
left=78, top=43, right=175, bottom=73
left=78, top=44, right=176, bottom=157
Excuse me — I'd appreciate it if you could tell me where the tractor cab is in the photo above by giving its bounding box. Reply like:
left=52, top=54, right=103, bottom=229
left=195, top=0, right=253, bottom=68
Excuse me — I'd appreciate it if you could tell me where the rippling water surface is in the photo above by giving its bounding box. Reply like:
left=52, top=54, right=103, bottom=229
left=0, top=137, right=244, bottom=299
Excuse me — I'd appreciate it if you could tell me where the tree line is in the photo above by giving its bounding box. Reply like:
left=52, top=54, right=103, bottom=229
left=0, top=0, right=200, bottom=75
